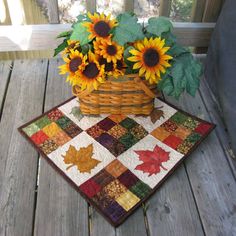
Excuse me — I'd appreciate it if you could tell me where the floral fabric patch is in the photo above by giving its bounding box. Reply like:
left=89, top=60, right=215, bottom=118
left=19, top=97, right=215, bottom=227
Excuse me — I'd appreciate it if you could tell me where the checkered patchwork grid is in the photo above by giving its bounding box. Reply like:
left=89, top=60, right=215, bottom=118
left=19, top=98, right=214, bottom=226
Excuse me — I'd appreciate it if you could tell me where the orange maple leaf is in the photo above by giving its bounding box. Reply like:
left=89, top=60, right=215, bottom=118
left=62, top=144, right=101, bottom=173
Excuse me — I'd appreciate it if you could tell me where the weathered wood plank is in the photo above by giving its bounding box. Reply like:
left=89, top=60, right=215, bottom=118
left=0, top=60, right=12, bottom=119
left=159, top=0, right=172, bottom=17
left=0, top=59, right=48, bottom=236
left=166, top=88, right=236, bottom=235
left=34, top=58, right=89, bottom=236
left=146, top=165, right=204, bottom=236
left=124, top=0, right=134, bottom=12
left=116, top=208, right=148, bottom=236
left=191, top=0, right=206, bottom=22
left=199, top=79, right=236, bottom=177
left=89, top=206, right=116, bottom=236
left=86, top=0, right=96, bottom=13
left=46, top=0, right=60, bottom=23
left=0, top=23, right=215, bottom=52
left=89, top=194, right=148, bottom=235
left=203, top=0, right=224, bottom=22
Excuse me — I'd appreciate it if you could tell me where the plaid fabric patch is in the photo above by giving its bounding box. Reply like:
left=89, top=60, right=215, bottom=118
left=19, top=97, right=215, bottom=227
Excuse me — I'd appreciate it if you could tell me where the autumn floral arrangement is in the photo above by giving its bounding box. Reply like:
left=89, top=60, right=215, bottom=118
left=55, top=12, right=202, bottom=115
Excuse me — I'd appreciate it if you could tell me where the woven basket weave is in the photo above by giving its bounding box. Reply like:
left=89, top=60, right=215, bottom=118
left=72, top=74, right=159, bottom=115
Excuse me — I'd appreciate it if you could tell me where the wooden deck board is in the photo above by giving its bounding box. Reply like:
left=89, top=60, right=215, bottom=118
left=199, top=79, right=236, bottom=177
left=0, top=60, right=12, bottom=120
left=0, top=59, right=235, bottom=235
left=146, top=165, right=204, bottom=236
left=34, top=58, right=89, bottom=236
left=166, top=82, right=236, bottom=235
left=0, top=60, right=47, bottom=236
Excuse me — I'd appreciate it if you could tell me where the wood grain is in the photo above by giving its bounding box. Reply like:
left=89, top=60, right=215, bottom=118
left=124, top=0, right=134, bottom=12
left=199, top=79, right=236, bottom=177
left=166, top=84, right=236, bottom=235
left=203, top=0, right=224, bottom=22
left=0, top=59, right=47, bottom=236
left=146, top=165, right=204, bottom=236
left=33, top=58, right=89, bottom=236
left=0, top=60, right=12, bottom=119
left=191, top=0, right=206, bottom=22
left=86, top=0, right=96, bottom=13
left=159, top=0, right=172, bottom=17
left=46, top=0, right=60, bottom=23
left=0, top=23, right=215, bottom=52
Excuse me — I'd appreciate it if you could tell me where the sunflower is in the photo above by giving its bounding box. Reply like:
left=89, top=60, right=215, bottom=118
left=59, top=49, right=87, bottom=85
left=77, top=51, right=105, bottom=90
left=128, top=37, right=173, bottom=84
left=94, top=37, right=123, bottom=63
left=83, top=12, right=117, bottom=40
left=63, top=40, right=80, bottom=55
left=99, top=58, right=124, bottom=77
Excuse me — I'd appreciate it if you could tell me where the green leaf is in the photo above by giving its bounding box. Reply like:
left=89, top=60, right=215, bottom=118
left=146, top=17, right=173, bottom=36
left=168, top=53, right=202, bottom=98
left=76, top=14, right=87, bottom=22
left=161, top=32, right=176, bottom=46
left=168, top=44, right=189, bottom=57
left=158, top=77, right=174, bottom=96
left=70, top=107, right=84, bottom=121
left=56, top=31, right=72, bottom=39
left=70, top=22, right=91, bottom=46
left=112, top=13, right=144, bottom=46
left=53, top=39, right=67, bottom=57
left=124, top=46, right=134, bottom=65
left=81, top=44, right=92, bottom=55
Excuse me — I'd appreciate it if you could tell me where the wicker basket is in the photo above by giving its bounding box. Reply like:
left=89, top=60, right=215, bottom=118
left=72, top=74, right=159, bottom=115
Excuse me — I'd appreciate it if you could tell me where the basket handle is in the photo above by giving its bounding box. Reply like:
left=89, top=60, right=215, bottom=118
left=133, top=76, right=156, bottom=98
left=72, top=85, right=94, bottom=99
left=72, top=76, right=157, bottom=99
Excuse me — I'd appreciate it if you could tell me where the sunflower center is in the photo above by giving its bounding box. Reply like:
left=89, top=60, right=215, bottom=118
left=94, top=21, right=111, bottom=37
left=117, top=60, right=123, bottom=70
left=106, top=45, right=117, bottom=55
left=143, top=48, right=159, bottom=67
left=105, top=62, right=114, bottom=72
left=69, top=57, right=82, bottom=72
left=83, top=62, right=99, bottom=78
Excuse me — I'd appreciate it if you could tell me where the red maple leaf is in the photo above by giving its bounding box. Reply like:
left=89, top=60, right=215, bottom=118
left=134, top=145, right=170, bottom=176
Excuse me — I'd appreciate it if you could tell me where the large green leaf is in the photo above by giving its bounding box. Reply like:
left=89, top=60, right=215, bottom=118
left=146, top=17, right=173, bottom=36
left=158, top=76, right=174, bottom=95
left=167, top=44, right=189, bottom=57
left=168, top=53, right=202, bottom=98
left=70, top=22, right=91, bottom=46
left=56, top=30, right=72, bottom=39
left=53, top=39, right=67, bottom=56
left=112, top=13, right=144, bottom=46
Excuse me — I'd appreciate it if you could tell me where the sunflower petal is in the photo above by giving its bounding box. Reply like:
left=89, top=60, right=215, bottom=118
left=133, top=62, right=142, bottom=69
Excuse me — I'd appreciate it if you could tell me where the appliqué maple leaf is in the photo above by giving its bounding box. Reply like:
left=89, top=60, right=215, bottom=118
left=70, top=106, right=84, bottom=121
left=150, top=106, right=164, bottom=124
left=134, top=145, right=170, bottom=176
left=62, top=144, right=101, bottom=173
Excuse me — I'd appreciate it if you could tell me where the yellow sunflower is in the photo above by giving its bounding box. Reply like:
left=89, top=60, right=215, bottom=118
left=99, top=58, right=124, bottom=77
left=128, top=37, right=173, bottom=84
left=63, top=40, right=80, bottom=55
left=94, top=37, right=123, bottom=63
left=83, top=12, right=117, bottom=40
left=77, top=51, right=105, bottom=90
left=59, top=49, right=87, bottom=85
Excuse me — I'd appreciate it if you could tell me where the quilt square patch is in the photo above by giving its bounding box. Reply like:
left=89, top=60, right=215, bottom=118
left=19, top=97, right=215, bottom=227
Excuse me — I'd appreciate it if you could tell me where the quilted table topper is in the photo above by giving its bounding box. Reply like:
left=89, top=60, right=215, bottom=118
left=19, top=97, right=215, bottom=227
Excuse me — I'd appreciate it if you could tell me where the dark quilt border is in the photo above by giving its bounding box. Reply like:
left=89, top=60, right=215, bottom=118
left=18, top=96, right=216, bottom=227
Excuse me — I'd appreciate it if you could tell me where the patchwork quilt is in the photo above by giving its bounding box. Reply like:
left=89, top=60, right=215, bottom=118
left=19, top=97, right=215, bottom=226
